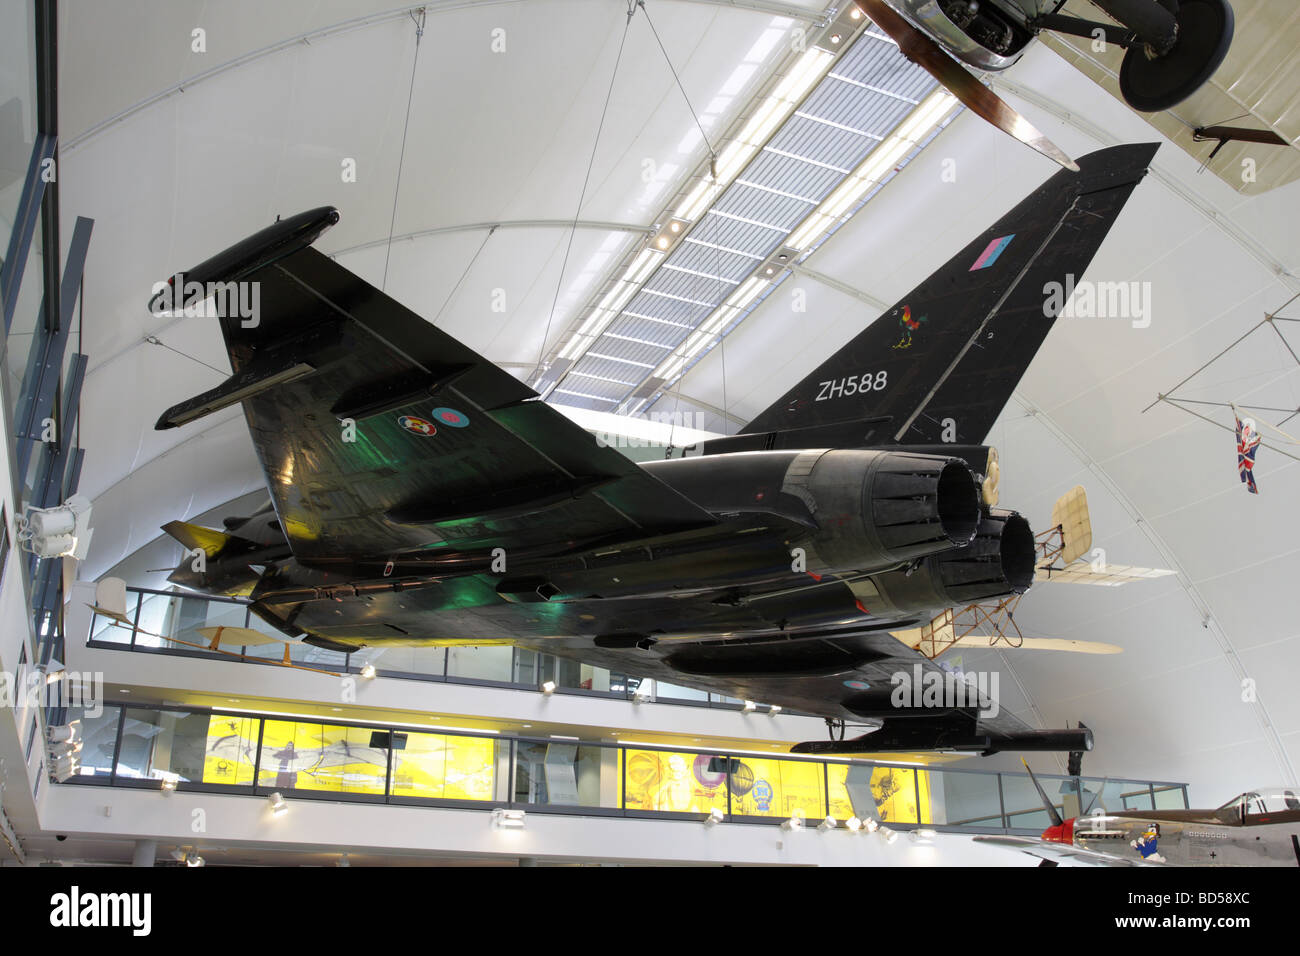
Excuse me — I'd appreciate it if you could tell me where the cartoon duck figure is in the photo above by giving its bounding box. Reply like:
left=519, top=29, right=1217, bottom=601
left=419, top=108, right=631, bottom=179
left=1131, top=823, right=1166, bottom=863
left=892, top=305, right=926, bottom=349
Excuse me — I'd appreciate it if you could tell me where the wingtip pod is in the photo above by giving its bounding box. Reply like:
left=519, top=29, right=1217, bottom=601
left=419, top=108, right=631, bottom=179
left=146, top=206, right=340, bottom=316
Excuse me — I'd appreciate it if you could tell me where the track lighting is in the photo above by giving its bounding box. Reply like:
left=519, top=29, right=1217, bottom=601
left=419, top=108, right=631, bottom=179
left=703, top=808, right=725, bottom=827
left=540, top=680, right=556, bottom=695
left=269, top=792, right=288, bottom=817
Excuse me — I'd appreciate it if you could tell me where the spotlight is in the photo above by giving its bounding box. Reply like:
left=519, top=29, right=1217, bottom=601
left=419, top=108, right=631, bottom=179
left=48, top=721, right=81, bottom=744
left=360, top=663, right=376, bottom=679
left=817, top=816, right=838, bottom=832
left=830, top=32, right=842, bottom=43
left=851, top=7, right=862, bottom=18
left=844, top=816, right=863, bottom=832
left=780, top=810, right=805, bottom=832
left=703, top=808, right=725, bottom=827
left=38, top=662, right=66, bottom=686
left=16, top=494, right=93, bottom=560
left=632, top=680, right=654, bottom=703
left=160, top=772, right=179, bottom=793
left=491, top=808, right=527, bottom=829
left=541, top=680, right=556, bottom=695
left=909, top=828, right=937, bottom=845
left=863, top=816, right=880, bottom=833
left=742, top=700, right=756, bottom=713
left=768, top=705, right=781, bottom=716
left=879, top=826, right=898, bottom=844
left=52, top=756, right=81, bottom=782
left=186, top=854, right=205, bottom=867
left=269, top=792, right=288, bottom=817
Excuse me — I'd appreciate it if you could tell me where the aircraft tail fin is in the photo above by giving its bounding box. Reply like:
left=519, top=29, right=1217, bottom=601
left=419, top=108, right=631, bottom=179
left=711, top=143, right=1157, bottom=453
left=161, top=520, right=231, bottom=556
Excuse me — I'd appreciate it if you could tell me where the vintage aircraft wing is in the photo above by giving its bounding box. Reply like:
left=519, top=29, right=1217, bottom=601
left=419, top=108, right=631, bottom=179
left=974, top=835, right=1151, bottom=867
left=153, top=208, right=717, bottom=561
left=1035, top=562, right=1176, bottom=586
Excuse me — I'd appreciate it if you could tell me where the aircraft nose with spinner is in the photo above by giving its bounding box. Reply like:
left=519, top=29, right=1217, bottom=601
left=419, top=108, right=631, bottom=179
left=1041, top=818, right=1076, bottom=845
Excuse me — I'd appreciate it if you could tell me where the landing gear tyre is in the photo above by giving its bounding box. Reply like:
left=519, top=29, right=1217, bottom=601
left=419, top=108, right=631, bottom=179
left=1118, top=0, right=1234, bottom=112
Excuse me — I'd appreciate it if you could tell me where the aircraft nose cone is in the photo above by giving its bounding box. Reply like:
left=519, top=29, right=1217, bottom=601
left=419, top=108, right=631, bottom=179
left=1041, top=818, right=1076, bottom=844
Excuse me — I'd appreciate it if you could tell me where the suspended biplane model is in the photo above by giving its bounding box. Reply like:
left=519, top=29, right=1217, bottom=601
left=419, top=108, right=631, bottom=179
left=142, top=143, right=1165, bottom=757
left=979, top=760, right=1300, bottom=865
left=854, top=0, right=1236, bottom=169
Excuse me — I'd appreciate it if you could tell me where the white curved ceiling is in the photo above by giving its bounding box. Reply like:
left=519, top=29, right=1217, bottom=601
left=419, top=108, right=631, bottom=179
left=58, top=0, right=1300, bottom=802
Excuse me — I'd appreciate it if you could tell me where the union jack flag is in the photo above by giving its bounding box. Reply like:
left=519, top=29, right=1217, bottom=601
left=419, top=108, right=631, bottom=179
left=1235, top=414, right=1261, bottom=494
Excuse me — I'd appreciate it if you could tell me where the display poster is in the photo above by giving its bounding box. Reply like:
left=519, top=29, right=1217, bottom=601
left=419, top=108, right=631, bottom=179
left=727, top=756, right=825, bottom=819
left=389, top=732, right=496, bottom=801
left=624, top=749, right=728, bottom=813
left=202, top=715, right=260, bottom=786
left=828, top=763, right=932, bottom=824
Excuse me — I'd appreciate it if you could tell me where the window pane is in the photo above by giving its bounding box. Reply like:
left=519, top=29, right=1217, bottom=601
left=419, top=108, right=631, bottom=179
left=923, top=769, right=1003, bottom=827
left=446, top=645, right=513, bottom=681
left=513, top=742, right=616, bottom=808
left=257, top=720, right=388, bottom=795
left=114, top=709, right=213, bottom=783
left=390, top=732, right=496, bottom=801
left=63, top=704, right=121, bottom=779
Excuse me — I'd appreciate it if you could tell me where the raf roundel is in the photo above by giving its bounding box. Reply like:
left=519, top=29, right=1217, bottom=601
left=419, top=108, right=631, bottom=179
left=431, top=406, right=469, bottom=428
left=399, top=415, right=437, bottom=436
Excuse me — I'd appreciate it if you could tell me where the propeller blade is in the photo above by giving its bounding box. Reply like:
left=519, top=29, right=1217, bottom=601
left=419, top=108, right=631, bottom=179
left=1021, top=757, right=1064, bottom=827
left=853, top=0, right=1079, bottom=171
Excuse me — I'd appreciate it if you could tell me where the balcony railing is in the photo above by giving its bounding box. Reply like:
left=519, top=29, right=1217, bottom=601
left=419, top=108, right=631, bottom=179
left=56, top=698, right=1189, bottom=832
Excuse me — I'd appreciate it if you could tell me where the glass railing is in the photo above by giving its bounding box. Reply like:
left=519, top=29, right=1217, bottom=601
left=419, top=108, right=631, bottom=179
left=56, top=700, right=1188, bottom=831
left=87, top=587, right=789, bottom=711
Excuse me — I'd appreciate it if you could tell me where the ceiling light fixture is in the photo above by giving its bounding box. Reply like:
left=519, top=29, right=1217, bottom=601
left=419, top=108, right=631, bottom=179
left=788, top=89, right=957, bottom=251
left=675, top=47, right=836, bottom=223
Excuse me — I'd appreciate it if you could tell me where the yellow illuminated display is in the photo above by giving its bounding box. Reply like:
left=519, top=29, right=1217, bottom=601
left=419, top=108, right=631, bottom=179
left=623, top=749, right=826, bottom=818
left=390, top=732, right=495, bottom=801
left=202, top=715, right=259, bottom=786
left=828, top=764, right=931, bottom=824
left=624, top=750, right=727, bottom=813
left=203, top=717, right=495, bottom=799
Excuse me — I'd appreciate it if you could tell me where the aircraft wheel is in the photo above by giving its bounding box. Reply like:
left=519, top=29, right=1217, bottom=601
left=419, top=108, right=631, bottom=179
left=1118, top=0, right=1234, bottom=112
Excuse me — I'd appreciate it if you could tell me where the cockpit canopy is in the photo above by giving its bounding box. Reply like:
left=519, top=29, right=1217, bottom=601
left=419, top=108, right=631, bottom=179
left=1217, top=787, right=1300, bottom=817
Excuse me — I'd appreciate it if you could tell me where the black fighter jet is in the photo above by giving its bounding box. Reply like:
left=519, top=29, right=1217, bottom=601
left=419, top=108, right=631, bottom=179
left=152, top=142, right=1158, bottom=757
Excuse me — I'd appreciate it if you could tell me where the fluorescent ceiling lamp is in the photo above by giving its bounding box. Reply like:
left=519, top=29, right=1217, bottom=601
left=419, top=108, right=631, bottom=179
left=787, top=89, right=956, bottom=251
left=676, top=47, right=835, bottom=222
left=554, top=250, right=664, bottom=364
left=650, top=277, right=770, bottom=383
